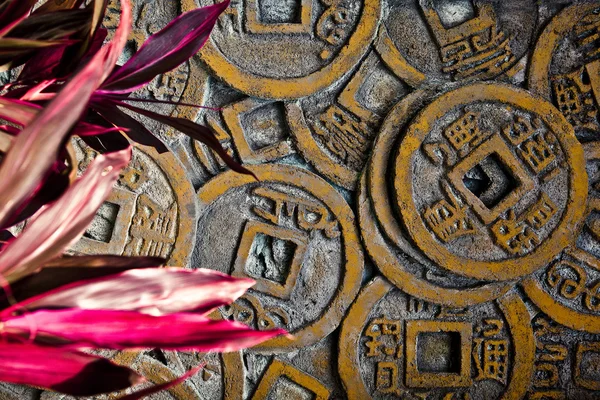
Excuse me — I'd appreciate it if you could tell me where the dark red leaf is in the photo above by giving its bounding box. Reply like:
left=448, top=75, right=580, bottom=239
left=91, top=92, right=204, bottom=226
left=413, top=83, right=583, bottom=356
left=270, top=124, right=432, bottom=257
left=0, top=0, right=36, bottom=32
left=117, top=365, right=203, bottom=400
left=100, top=0, right=229, bottom=93
left=7, top=9, right=91, bottom=41
left=0, top=165, right=71, bottom=230
left=0, top=343, right=143, bottom=396
left=92, top=100, right=168, bottom=153
left=114, top=101, right=254, bottom=176
left=34, top=0, right=86, bottom=13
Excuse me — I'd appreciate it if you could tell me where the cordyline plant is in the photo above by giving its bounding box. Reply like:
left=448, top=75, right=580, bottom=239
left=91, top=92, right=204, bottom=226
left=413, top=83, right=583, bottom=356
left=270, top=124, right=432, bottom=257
left=0, top=0, right=284, bottom=397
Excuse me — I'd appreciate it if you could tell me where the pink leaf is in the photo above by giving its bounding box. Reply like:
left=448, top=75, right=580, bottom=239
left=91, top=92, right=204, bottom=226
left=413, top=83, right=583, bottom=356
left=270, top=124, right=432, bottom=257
left=0, top=256, right=164, bottom=309
left=0, top=0, right=131, bottom=229
left=0, top=97, right=37, bottom=126
left=0, top=342, right=143, bottom=396
left=117, top=365, right=203, bottom=400
left=100, top=0, right=229, bottom=93
left=0, top=146, right=132, bottom=283
left=4, top=268, right=254, bottom=316
left=3, top=309, right=287, bottom=351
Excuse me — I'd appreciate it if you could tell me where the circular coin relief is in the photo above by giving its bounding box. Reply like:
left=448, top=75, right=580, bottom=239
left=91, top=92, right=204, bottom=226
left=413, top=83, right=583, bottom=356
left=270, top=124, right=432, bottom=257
left=195, top=164, right=363, bottom=351
left=338, top=278, right=534, bottom=400
left=69, top=139, right=197, bottom=267
left=288, top=50, right=411, bottom=190
left=363, top=87, right=511, bottom=307
left=231, top=336, right=343, bottom=399
left=184, top=0, right=381, bottom=99
left=529, top=4, right=600, bottom=143
left=375, top=0, right=537, bottom=87
left=521, top=141, right=600, bottom=334
left=394, top=83, right=588, bottom=281
left=525, top=311, right=600, bottom=398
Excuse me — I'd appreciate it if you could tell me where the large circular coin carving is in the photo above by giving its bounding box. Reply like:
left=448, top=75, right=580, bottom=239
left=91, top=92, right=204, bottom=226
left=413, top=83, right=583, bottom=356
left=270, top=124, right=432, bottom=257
left=195, top=164, right=363, bottom=352
left=185, top=0, right=381, bottom=99
left=338, top=278, right=534, bottom=400
left=376, top=0, right=536, bottom=87
left=394, top=83, right=588, bottom=281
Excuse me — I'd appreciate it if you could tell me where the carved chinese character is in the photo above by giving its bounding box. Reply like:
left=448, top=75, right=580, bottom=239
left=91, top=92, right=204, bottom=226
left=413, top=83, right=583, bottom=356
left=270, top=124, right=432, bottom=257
left=364, top=318, right=402, bottom=358
left=423, top=183, right=476, bottom=243
left=491, top=210, right=540, bottom=255
left=420, top=1, right=515, bottom=80
left=312, top=105, right=373, bottom=168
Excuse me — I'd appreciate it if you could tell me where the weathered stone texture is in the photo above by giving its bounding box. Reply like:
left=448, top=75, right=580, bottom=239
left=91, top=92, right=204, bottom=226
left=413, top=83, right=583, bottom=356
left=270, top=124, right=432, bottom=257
left=9, top=1, right=600, bottom=399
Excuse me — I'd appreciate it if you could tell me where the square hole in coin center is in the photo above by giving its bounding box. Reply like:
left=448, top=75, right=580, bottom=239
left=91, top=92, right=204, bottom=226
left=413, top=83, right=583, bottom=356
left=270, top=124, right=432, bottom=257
left=416, top=332, right=462, bottom=373
left=462, top=153, right=518, bottom=209
left=83, top=201, right=120, bottom=243
left=258, top=0, right=302, bottom=24
left=246, top=233, right=297, bottom=285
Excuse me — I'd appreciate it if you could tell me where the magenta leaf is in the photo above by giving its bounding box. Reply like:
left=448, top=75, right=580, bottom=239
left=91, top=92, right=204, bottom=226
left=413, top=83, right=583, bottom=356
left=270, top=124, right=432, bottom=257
left=117, top=365, right=203, bottom=400
left=92, top=100, right=169, bottom=153
left=100, top=0, right=229, bottom=93
left=0, top=146, right=132, bottom=283
left=0, top=0, right=131, bottom=229
left=0, top=97, right=123, bottom=137
left=114, top=101, right=254, bottom=176
left=0, top=97, right=36, bottom=126
left=0, top=343, right=143, bottom=396
left=5, top=268, right=254, bottom=317
left=3, top=309, right=286, bottom=351
left=0, top=0, right=37, bottom=32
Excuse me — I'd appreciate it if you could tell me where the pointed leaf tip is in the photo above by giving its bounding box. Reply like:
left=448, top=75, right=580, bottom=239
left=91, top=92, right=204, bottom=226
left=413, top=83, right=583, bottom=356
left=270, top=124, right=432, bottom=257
left=6, top=268, right=255, bottom=317
left=3, top=309, right=287, bottom=352
left=0, top=146, right=132, bottom=283
left=101, top=0, right=230, bottom=93
left=0, top=343, right=142, bottom=396
left=117, top=365, right=204, bottom=400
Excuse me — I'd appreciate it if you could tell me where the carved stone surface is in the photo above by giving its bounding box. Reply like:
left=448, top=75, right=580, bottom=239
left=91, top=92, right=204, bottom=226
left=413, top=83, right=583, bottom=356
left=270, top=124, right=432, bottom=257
left=68, top=139, right=197, bottom=267
left=194, top=164, right=363, bottom=352
left=12, top=1, right=600, bottom=399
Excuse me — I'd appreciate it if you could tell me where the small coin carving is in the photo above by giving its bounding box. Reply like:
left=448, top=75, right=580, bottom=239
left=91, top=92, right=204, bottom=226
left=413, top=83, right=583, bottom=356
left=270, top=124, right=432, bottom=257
left=394, top=83, right=587, bottom=281
left=288, top=50, right=409, bottom=190
left=193, top=95, right=296, bottom=183
left=184, top=0, right=381, bottom=99
left=338, top=278, right=534, bottom=399
left=70, top=140, right=197, bottom=267
left=195, top=164, right=363, bottom=351
left=231, top=336, right=342, bottom=399
left=520, top=142, right=600, bottom=333
left=526, top=312, right=600, bottom=398
left=376, top=0, right=537, bottom=87
left=529, top=4, right=600, bottom=143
